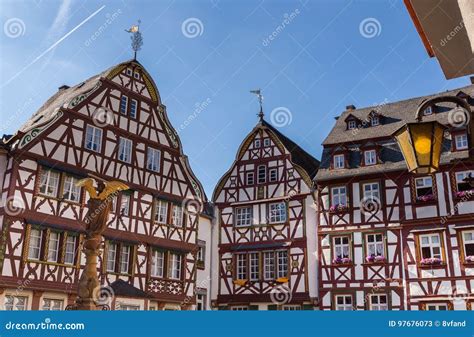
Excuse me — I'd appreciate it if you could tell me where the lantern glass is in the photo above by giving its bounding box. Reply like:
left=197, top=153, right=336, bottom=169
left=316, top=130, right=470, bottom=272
left=393, top=121, right=446, bottom=174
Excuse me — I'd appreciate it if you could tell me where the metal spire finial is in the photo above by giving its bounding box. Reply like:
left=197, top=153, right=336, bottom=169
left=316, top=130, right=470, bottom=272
left=250, top=89, right=264, bottom=121
left=126, top=20, right=143, bottom=60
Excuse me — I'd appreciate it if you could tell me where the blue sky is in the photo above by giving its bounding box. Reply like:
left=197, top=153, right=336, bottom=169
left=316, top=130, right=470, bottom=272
left=0, top=0, right=471, bottom=197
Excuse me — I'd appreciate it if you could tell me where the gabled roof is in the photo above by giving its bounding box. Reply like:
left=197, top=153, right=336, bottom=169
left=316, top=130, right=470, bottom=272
left=322, top=84, right=474, bottom=145
left=110, top=279, right=150, bottom=299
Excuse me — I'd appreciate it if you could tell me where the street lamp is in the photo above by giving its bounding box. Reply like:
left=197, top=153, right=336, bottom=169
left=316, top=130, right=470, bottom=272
left=393, top=96, right=472, bottom=175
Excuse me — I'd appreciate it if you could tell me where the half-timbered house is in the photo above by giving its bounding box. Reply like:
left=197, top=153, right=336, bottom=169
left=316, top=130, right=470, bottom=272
left=0, top=59, right=213, bottom=311
left=212, top=116, right=319, bottom=310
left=315, top=82, right=474, bottom=311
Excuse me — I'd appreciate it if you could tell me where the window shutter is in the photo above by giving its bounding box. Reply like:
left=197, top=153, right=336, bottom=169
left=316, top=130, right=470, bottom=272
left=302, top=304, right=314, bottom=310
left=249, top=305, right=258, bottom=310
left=267, top=304, right=277, bottom=310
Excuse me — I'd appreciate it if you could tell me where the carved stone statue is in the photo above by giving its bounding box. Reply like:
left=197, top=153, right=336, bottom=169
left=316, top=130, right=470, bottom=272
left=72, top=178, right=128, bottom=310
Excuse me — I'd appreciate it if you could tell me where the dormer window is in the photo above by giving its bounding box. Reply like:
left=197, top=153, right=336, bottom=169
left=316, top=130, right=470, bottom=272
left=371, top=116, right=379, bottom=126
left=423, top=106, right=433, bottom=116
left=454, top=133, right=468, bottom=150
left=126, top=69, right=132, bottom=76
left=333, top=154, right=345, bottom=169
left=364, top=150, right=376, bottom=166
left=347, top=120, right=357, bottom=130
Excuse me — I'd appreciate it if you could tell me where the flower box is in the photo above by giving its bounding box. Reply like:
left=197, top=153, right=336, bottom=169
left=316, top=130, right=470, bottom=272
left=420, top=257, right=442, bottom=265
left=366, top=255, right=386, bottom=263
left=333, top=257, right=352, bottom=265
left=416, top=194, right=436, bottom=202
left=465, top=256, right=474, bottom=263
left=329, top=204, right=348, bottom=213
left=455, top=190, right=474, bottom=199
left=276, top=277, right=289, bottom=283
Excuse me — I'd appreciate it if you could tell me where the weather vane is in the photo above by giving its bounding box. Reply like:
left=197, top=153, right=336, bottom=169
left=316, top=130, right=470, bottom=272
left=250, top=89, right=264, bottom=121
left=126, top=20, right=143, bottom=60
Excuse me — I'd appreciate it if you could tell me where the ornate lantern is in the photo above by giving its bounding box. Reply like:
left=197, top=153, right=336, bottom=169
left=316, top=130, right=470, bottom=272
left=393, top=96, right=472, bottom=174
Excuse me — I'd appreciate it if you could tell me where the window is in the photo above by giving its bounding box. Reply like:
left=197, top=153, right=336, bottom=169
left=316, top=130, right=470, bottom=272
left=39, top=169, right=60, bottom=197
left=62, top=175, right=81, bottom=202
left=85, top=125, right=102, bottom=152
left=133, top=72, right=139, bottom=79
left=363, top=182, right=380, bottom=201
left=120, top=95, right=128, bottom=114
left=151, top=250, right=164, bottom=278
left=426, top=303, right=448, bottom=310
left=347, top=120, right=356, bottom=130
left=264, top=138, right=270, bottom=147
left=364, top=150, right=376, bottom=166
left=120, top=194, right=131, bottom=216
left=371, top=116, right=379, bottom=126
left=335, top=295, right=353, bottom=311
left=370, top=294, right=388, bottom=310
left=283, top=305, right=301, bottom=310
left=129, top=99, right=137, bottom=118
left=147, top=147, right=161, bottom=172
left=119, top=304, right=140, bottom=310
left=333, top=154, right=345, bottom=169
left=197, top=294, right=206, bottom=311
left=276, top=251, right=288, bottom=278
left=172, top=205, right=183, bottom=227
left=169, top=253, right=182, bottom=280
left=42, top=298, right=63, bottom=310
left=106, top=243, right=117, bottom=272
left=263, top=251, right=275, bottom=280
left=258, top=165, right=266, bottom=184
left=269, top=202, right=286, bottom=223
left=120, top=245, right=131, bottom=274
left=154, top=200, right=168, bottom=224
left=366, top=234, right=384, bottom=257
left=236, top=253, right=247, bottom=280
left=118, top=137, right=132, bottom=163
left=197, top=245, right=205, bottom=266
left=462, top=231, right=474, bottom=258
left=235, top=207, right=252, bottom=227
left=415, top=176, right=433, bottom=199
left=269, top=168, right=278, bottom=182
left=126, top=68, right=132, bottom=76
left=47, top=231, right=60, bottom=262
left=246, top=172, right=254, bottom=185
left=231, top=306, right=249, bottom=311
left=64, top=235, right=77, bottom=265
left=420, top=233, right=442, bottom=260
left=4, top=295, right=28, bottom=310
left=454, top=133, right=468, bottom=150
left=254, top=139, right=261, bottom=148
left=249, top=252, right=259, bottom=281
left=331, top=186, right=347, bottom=206
left=456, top=171, right=473, bottom=192
left=424, top=106, right=433, bottom=115
left=28, top=228, right=42, bottom=260
left=333, top=236, right=350, bottom=259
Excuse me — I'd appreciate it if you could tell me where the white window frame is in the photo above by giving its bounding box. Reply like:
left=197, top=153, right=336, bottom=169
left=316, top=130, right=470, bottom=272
left=246, top=172, right=254, bottom=185
left=196, top=294, right=206, bottom=311
left=454, top=133, right=468, bottom=150
left=462, top=231, right=474, bottom=258
left=420, top=233, right=442, bottom=259
left=106, top=242, right=117, bottom=272
left=39, top=169, right=60, bottom=197
left=363, top=182, right=380, bottom=201
left=456, top=171, right=473, bottom=191
left=119, top=245, right=131, bottom=274
left=118, top=137, right=132, bottom=163
left=426, top=303, right=448, bottom=311
left=276, top=250, right=288, bottom=278
left=154, top=199, right=168, bottom=224
left=369, top=294, right=388, bottom=310
left=283, top=305, right=301, bottom=310
left=424, top=106, right=433, bottom=115
left=371, top=116, right=379, bottom=126
left=151, top=249, right=164, bottom=278
left=172, top=204, right=183, bottom=227
left=335, top=295, right=353, bottom=311
left=257, top=165, right=266, bottom=184
left=269, top=168, right=278, bottom=182
left=333, top=154, right=345, bottom=169
left=264, top=138, right=270, bottom=147
left=64, top=235, right=76, bottom=265
left=62, top=175, right=81, bottom=202
left=236, top=253, right=247, bottom=280
left=120, top=95, right=128, bottom=115
left=263, top=251, right=275, bottom=280
left=85, top=125, right=102, bottom=152
left=42, top=298, right=63, bottom=310
left=254, top=139, right=261, bottom=148
left=364, top=149, right=376, bottom=166
left=129, top=99, right=137, bottom=118
left=47, top=231, right=60, bottom=262
left=366, top=233, right=384, bottom=257
left=147, top=147, right=161, bottom=172
left=231, top=306, right=249, bottom=311
left=249, top=252, right=259, bottom=281
left=415, top=176, right=433, bottom=198
left=333, top=236, right=350, bottom=259
left=235, top=207, right=252, bottom=227
left=269, top=202, right=287, bottom=224
left=120, top=194, right=131, bottom=216
left=331, top=186, right=347, bottom=206
left=347, top=120, right=356, bottom=130
left=169, top=253, right=182, bottom=280
left=28, top=228, right=42, bottom=260
left=120, top=304, right=140, bottom=311
left=4, top=295, right=28, bottom=311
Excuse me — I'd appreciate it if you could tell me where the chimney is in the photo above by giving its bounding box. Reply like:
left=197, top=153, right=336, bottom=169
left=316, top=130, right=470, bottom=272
left=470, top=76, right=474, bottom=84
left=58, top=85, right=70, bottom=91
left=346, top=104, right=356, bottom=110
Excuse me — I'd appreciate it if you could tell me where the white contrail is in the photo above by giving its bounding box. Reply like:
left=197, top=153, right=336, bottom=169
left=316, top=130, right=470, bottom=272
left=2, top=5, right=106, bottom=88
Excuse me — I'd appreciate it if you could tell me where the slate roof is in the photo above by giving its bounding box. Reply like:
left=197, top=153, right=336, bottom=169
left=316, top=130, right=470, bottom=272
left=316, top=84, right=474, bottom=182
left=262, top=120, right=320, bottom=179
left=110, top=279, right=150, bottom=299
